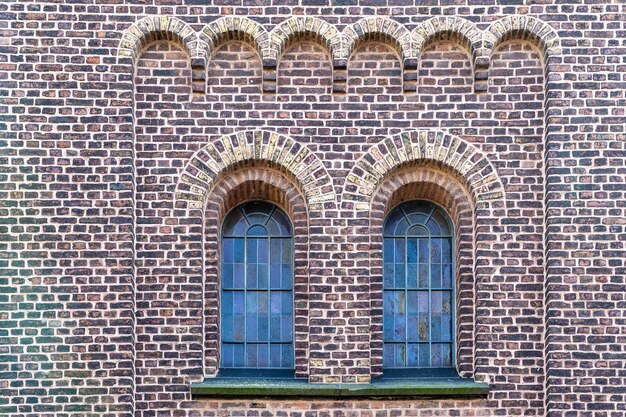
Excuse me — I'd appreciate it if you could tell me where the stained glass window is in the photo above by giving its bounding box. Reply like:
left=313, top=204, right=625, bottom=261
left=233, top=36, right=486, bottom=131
left=383, top=200, right=454, bottom=370
left=220, top=201, right=294, bottom=372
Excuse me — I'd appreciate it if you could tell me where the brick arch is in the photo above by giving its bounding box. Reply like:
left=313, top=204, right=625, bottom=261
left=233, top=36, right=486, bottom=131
left=342, top=130, right=505, bottom=210
left=485, top=15, right=561, bottom=63
left=175, top=130, right=336, bottom=210
left=343, top=17, right=414, bottom=64
left=412, top=16, right=486, bottom=91
left=368, top=166, right=475, bottom=378
left=413, top=16, right=483, bottom=63
left=200, top=16, right=269, bottom=63
left=268, top=16, right=343, bottom=64
left=119, top=15, right=199, bottom=61
left=202, top=167, right=310, bottom=378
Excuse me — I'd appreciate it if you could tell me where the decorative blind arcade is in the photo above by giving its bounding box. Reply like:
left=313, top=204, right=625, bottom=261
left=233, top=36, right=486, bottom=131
left=220, top=201, right=294, bottom=370
left=383, top=200, right=454, bottom=370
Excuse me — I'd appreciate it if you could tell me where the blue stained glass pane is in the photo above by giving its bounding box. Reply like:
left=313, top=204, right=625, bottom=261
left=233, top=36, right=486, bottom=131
left=234, top=239, right=245, bottom=262
left=419, top=343, right=430, bottom=367
left=418, top=292, right=429, bottom=341
left=223, top=238, right=234, bottom=263
left=257, top=239, right=268, bottom=263
left=257, top=344, right=269, bottom=368
left=223, top=209, right=247, bottom=236
left=281, top=264, right=292, bottom=289
left=431, top=239, right=442, bottom=263
left=431, top=209, right=451, bottom=235
left=383, top=343, right=394, bottom=368
left=248, top=225, right=268, bottom=236
left=268, top=344, right=279, bottom=368
left=407, top=224, right=429, bottom=236
left=383, top=238, right=394, bottom=263
left=233, top=291, right=245, bottom=315
left=383, top=291, right=394, bottom=341
left=431, top=343, right=442, bottom=367
left=281, top=240, right=292, bottom=263
left=438, top=343, right=452, bottom=367
left=406, top=291, right=418, bottom=341
left=394, top=263, right=405, bottom=288
left=247, top=239, right=258, bottom=263
left=384, top=209, right=405, bottom=235
left=270, top=265, right=281, bottom=288
left=407, top=238, right=417, bottom=263
left=222, top=263, right=233, bottom=288
left=394, top=343, right=406, bottom=368
left=418, top=239, right=429, bottom=263
left=393, top=291, right=406, bottom=342
left=442, top=239, right=452, bottom=263
left=394, top=238, right=405, bottom=262
left=258, top=264, right=268, bottom=288
left=234, top=263, right=245, bottom=288
left=281, top=344, right=293, bottom=367
left=246, top=344, right=258, bottom=367
left=431, top=264, right=442, bottom=288
left=442, top=264, right=452, bottom=288
left=407, top=343, right=419, bottom=367
left=232, top=344, right=245, bottom=367
left=247, top=264, right=257, bottom=288
left=407, top=263, right=418, bottom=289
left=384, top=264, right=394, bottom=289
left=418, top=264, right=429, bottom=288
left=426, top=217, right=442, bottom=235
left=222, top=344, right=234, bottom=367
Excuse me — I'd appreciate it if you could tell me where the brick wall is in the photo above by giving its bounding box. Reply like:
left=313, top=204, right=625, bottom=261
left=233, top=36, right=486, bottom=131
left=1, top=2, right=625, bottom=417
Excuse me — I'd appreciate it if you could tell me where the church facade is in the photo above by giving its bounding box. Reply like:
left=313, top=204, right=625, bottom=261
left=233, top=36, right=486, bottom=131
left=1, top=1, right=625, bottom=417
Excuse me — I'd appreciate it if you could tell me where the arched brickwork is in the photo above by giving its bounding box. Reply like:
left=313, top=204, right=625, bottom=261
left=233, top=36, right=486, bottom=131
left=369, top=166, right=475, bottom=378
left=268, top=16, right=343, bottom=64
left=485, top=15, right=561, bottom=63
left=119, top=15, right=199, bottom=62
left=202, top=167, right=310, bottom=377
left=200, top=16, right=269, bottom=64
left=174, top=130, right=336, bottom=210
left=343, top=17, right=414, bottom=64
left=413, top=16, right=483, bottom=63
left=343, top=129, right=505, bottom=383
left=343, top=130, right=504, bottom=208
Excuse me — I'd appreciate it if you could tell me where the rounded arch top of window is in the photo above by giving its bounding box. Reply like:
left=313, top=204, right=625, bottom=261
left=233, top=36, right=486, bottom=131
left=222, top=201, right=292, bottom=237
left=383, top=200, right=452, bottom=237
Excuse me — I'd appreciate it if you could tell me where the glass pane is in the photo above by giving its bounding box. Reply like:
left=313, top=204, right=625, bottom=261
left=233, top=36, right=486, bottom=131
left=431, top=239, right=442, bottom=263
left=431, top=208, right=451, bottom=235
left=223, top=208, right=247, bottom=236
left=442, top=264, right=452, bottom=288
left=267, top=208, right=292, bottom=236
left=431, top=264, right=442, bottom=288
left=407, top=224, right=429, bottom=236
left=383, top=291, right=394, bottom=341
left=407, top=343, right=419, bottom=367
left=406, top=291, right=418, bottom=341
left=383, top=208, right=406, bottom=235
left=418, top=292, right=429, bottom=341
left=418, top=343, right=430, bottom=367
left=442, top=239, right=452, bottom=264
left=393, top=291, right=406, bottom=342
left=248, top=225, right=268, bottom=236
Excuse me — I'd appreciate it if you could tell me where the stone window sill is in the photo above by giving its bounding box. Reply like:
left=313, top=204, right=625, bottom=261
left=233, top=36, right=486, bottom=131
left=190, top=376, right=489, bottom=398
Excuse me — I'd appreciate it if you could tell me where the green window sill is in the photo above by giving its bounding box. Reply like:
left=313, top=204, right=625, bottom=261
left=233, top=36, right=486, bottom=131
left=190, top=377, right=489, bottom=398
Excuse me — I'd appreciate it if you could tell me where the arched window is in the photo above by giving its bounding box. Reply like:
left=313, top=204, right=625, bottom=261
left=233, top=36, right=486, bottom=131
left=383, top=200, right=454, bottom=374
left=220, top=201, right=294, bottom=375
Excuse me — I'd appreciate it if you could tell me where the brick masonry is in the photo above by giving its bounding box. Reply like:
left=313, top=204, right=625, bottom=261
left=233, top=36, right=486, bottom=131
left=0, top=2, right=625, bottom=417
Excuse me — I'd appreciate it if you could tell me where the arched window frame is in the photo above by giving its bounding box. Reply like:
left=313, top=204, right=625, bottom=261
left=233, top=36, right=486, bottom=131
left=219, top=200, right=295, bottom=377
left=382, top=200, right=457, bottom=378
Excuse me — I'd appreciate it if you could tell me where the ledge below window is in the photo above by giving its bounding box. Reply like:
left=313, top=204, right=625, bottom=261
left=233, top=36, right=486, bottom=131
left=190, top=377, right=489, bottom=398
